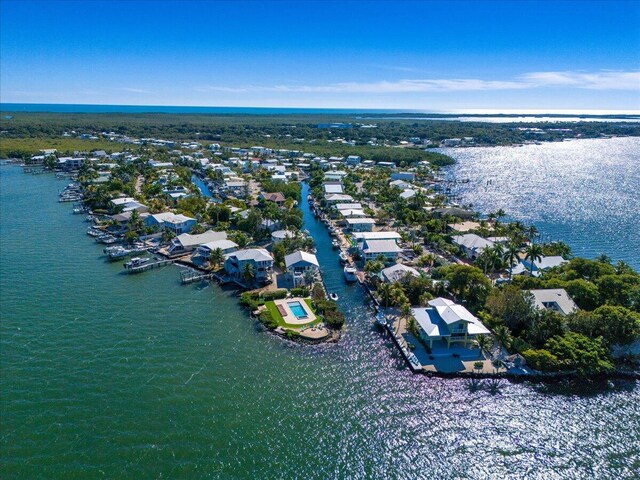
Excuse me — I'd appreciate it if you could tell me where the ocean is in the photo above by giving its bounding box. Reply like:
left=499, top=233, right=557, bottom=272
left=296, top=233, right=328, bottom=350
left=439, top=137, right=640, bottom=269
left=1, top=166, right=638, bottom=478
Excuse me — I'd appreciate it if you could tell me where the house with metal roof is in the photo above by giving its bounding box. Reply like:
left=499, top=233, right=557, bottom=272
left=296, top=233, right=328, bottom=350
left=528, top=289, right=578, bottom=316
left=411, top=298, right=490, bottom=348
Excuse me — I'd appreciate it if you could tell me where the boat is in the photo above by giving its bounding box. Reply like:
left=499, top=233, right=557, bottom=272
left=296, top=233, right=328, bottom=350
left=124, top=257, right=150, bottom=269
left=332, top=239, right=341, bottom=249
left=343, top=265, right=358, bottom=282
left=329, top=292, right=339, bottom=301
left=87, top=227, right=103, bottom=237
left=105, top=244, right=147, bottom=260
left=375, top=311, right=387, bottom=327
left=338, top=251, right=348, bottom=264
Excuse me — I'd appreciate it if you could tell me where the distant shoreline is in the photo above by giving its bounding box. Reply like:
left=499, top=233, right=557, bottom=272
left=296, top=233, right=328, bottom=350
left=2, top=103, right=639, bottom=120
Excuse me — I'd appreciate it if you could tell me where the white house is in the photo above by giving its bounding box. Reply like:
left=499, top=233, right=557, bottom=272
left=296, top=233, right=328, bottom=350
left=110, top=196, right=149, bottom=213
left=511, top=255, right=567, bottom=277
left=285, top=251, right=319, bottom=287
left=452, top=234, right=495, bottom=260
left=381, top=264, right=420, bottom=283
left=325, top=194, right=354, bottom=203
left=145, top=212, right=196, bottom=234
left=360, top=239, right=402, bottom=262
left=168, top=230, right=227, bottom=256
left=196, top=239, right=239, bottom=258
left=324, top=183, right=344, bottom=194
left=411, top=297, right=491, bottom=349
left=224, top=248, right=274, bottom=284
left=344, top=217, right=375, bottom=232
left=271, top=229, right=297, bottom=244
left=325, top=170, right=348, bottom=181
left=528, top=289, right=578, bottom=316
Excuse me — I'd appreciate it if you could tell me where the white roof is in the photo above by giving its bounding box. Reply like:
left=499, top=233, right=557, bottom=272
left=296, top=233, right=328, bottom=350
left=353, top=231, right=401, bottom=241
left=399, top=189, right=416, bottom=199
left=271, top=229, right=296, bottom=240
left=412, top=297, right=491, bottom=338
left=199, top=239, right=238, bottom=251
left=528, top=289, right=578, bottom=316
left=176, top=230, right=227, bottom=247
left=285, top=251, right=319, bottom=268
left=339, top=209, right=366, bottom=217
left=335, top=203, right=363, bottom=210
left=111, top=196, right=136, bottom=205
left=452, top=234, right=495, bottom=252
left=345, top=217, right=375, bottom=224
left=362, top=239, right=402, bottom=254
left=325, top=194, right=354, bottom=202
left=381, top=264, right=420, bottom=283
left=324, top=184, right=344, bottom=194
left=226, top=248, right=273, bottom=262
left=151, top=212, right=195, bottom=224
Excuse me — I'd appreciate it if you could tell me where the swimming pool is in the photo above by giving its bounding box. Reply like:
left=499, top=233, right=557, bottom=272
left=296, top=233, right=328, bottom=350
left=287, top=301, right=308, bottom=319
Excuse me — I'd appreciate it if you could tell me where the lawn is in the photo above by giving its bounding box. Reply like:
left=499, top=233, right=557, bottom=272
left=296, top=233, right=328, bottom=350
left=265, top=298, right=319, bottom=330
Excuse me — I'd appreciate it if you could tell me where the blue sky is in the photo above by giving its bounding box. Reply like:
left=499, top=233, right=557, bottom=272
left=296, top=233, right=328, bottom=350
left=1, top=0, right=639, bottom=112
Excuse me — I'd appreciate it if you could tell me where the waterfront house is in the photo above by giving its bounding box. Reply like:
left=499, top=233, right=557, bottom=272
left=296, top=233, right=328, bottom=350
left=285, top=251, right=319, bottom=287
left=360, top=239, right=402, bottom=263
left=196, top=239, right=239, bottom=258
left=145, top=212, right=197, bottom=235
left=345, top=217, right=375, bottom=232
left=511, top=255, right=567, bottom=277
left=338, top=209, right=367, bottom=219
left=324, top=183, right=344, bottom=194
left=528, top=289, right=578, bottom=316
left=224, top=248, right=274, bottom=284
left=452, top=233, right=495, bottom=260
left=110, top=197, right=149, bottom=214
left=346, top=155, right=361, bottom=166
left=325, top=194, right=354, bottom=203
left=168, top=230, right=227, bottom=256
left=381, top=264, right=420, bottom=283
left=325, top=170, right=348, bottom=181
left=271, top=229, right=297, bottom=244
left=334, top=202, right=363, bottom=212
left=411, top=298, right=491, bottom=349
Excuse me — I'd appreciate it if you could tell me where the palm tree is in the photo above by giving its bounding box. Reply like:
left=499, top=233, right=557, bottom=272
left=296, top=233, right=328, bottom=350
left=524, top=243, right=544, bottom=276
left=489, top=244, right=505, bottom=274
left=527, top=225, right=539, bottom=243
left=474, top=334, right=491, bottom=360
left=492, top=325, right=512, bottom=352
left=210, top=247, right=224, bottom=269
left=378, top=282, right=394, bottom=308
left=597, top=253, right=612, bottom=264
left=495, top=209, right=506, bottom=225
left=243, top=263, right=255, bottom=284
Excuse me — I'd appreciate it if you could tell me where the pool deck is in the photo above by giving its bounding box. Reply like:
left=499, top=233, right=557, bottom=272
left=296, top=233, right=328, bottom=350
left=273, top=297, right=317, bottom=325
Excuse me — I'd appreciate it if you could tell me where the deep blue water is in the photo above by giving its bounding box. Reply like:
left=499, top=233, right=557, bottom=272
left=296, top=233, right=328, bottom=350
left=0, top=103, right=403, bottom=115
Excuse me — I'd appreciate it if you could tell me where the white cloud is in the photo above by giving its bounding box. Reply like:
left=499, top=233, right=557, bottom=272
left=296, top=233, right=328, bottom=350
left=197, top=70, right=640, bottom=95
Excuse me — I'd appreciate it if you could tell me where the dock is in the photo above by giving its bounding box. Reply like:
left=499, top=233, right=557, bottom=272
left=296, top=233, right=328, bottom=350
left=180, top=268, right=214, bottom=284
left=124, top=258, right=174, bottom=274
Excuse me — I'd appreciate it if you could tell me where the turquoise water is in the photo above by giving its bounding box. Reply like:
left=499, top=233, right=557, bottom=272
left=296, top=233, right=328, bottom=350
left=1, top=166, right=639, bottom=478
left=287, top=301, right=307, bottom=319
left=440, top=137, right=640, bottom=269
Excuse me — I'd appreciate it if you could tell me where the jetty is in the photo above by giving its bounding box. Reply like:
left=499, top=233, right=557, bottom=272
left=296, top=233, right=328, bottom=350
left=180, top=268, right=214, bottom=284
left=124, top=258, right=174, bottom=274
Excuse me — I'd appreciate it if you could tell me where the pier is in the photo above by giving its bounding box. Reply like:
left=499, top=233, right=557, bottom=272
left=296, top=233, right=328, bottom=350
left=124, top=258, right=174, bottom=274
left=180, top=268, right=214, bottom=284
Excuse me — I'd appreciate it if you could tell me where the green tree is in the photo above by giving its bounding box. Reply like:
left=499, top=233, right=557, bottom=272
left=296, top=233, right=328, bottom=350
left=545, top=332, right=614, bottom=375
left=243, top=263, right=256, bottom=284
left=474, top=334, right=492, bottom=359
left=441, top=264, right=492, bottom=311
left=209, top=248, right=224, bottom=269
left=568, top=305, right=640, bottom=346
left=524, top=243, right=544, bottom=276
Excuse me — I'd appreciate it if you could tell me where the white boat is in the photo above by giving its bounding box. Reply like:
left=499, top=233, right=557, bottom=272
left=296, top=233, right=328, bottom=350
left=124, top=257, right=150, bottom=269
left=332, top=239, right=341, bottom=249
left=329, top=292, right=339, bottom=301
left=343, top=265, right=358, bottom=282
left=375, top=311, right=387, bottom=327
left=338, top=251, right=348, bottom=264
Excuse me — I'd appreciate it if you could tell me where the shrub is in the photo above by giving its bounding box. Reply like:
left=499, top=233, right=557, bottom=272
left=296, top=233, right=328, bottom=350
left=261, top=289, right=288, bottom=301
left=291, top=287, right=310, bottom=297
left=522, top=349, right=560, bottom=372
left=259, top=310, right=278, bottom=330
